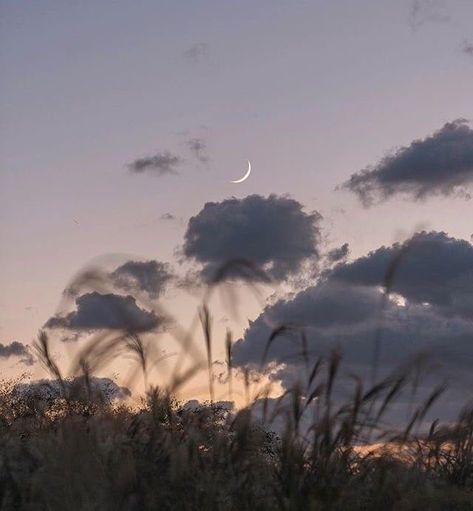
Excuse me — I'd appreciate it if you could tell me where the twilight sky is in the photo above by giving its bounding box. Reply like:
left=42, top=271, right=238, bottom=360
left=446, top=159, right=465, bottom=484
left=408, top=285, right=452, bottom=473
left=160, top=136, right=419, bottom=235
left=1, top=1, right=473, bottom=415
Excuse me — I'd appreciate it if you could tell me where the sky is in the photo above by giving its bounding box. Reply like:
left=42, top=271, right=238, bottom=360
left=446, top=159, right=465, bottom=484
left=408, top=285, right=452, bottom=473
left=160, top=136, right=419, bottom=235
left=1, top=1, right=473, bottom=417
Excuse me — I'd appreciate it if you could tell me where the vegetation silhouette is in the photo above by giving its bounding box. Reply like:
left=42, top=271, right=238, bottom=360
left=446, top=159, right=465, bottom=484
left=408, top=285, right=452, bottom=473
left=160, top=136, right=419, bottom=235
left=1, top=256, right=473, bottom=510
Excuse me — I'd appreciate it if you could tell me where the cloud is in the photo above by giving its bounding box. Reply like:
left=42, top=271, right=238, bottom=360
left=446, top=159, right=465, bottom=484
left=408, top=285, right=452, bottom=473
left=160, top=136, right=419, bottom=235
left=409, top=0, right=450, bottom=30
left=341, top=120, right=473, bottom=206
left=0, top=341, right=34, bottom=366
left=127, top=151, right=182, bottom=176
left=45, top=292, right=160, bottom=333
left=463, top=40, right=473, bottom=57
left=127, top=137, right=209, bottom=176
left=233, top=280, right=473, bottom=378
left=233, top=283, right=385, bottom=368
left=187, top=137, right=209, bottom=164
left=111, top=260, right=173, bottom=299
left=182, top=194, right=322, bottom=282
left=232, top=231, right=473, bottom=422
left=183, top=42, right=209, bottom=62
left=330, top=231, right=473, bottom=320
left=233, top=287, right=473, bottom=425
left=13, top=376, right=131, bottom=402
left=325, top=243, right=350, bottom=264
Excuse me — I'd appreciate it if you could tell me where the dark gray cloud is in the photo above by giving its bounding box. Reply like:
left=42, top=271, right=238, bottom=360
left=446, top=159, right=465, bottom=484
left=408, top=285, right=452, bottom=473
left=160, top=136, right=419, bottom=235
left=127, top=151, right=182, bottom=176
left=111, top=260, right=173, bottom=299
left=233, top=283, right=385, bottom=367
left=463, top=40, right=473, bottom=57
left=341, top=120, right=473, bottom=206
left=187, top=137, right=209, bottom=164
left=45, top=292, right=160, bottom=333
left=232, top=231, right=473, bottom=423
left=325, top=243, right=350, bottom=264
left=183, top=194, right=322, bottom=282
left=0, top=341, right=34, bottom=366
left=409, top=0, right=450, bottom=30
left=233, top=284, right=473, bottom=429
left=183, top=42, right=209, bottom=62
left=331, top=231, right=473, bottom=320
left=13, top=376, right=131, bottom=402
left=127, top=137, right=209, bottom=176
left=234, top=282, right=473, bottom=368
left=0, top=341, right=29, bottom=358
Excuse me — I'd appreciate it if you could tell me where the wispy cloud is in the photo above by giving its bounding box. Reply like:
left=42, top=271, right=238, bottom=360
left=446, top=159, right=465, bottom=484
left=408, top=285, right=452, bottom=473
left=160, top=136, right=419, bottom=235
left=183, top=42, right=210, bottom=62
left=409, top=0, right=450, bottom=31
left=325, top=243, right=350, bottom=264
left=463, top=40, right=473, bottom=57
left=111, top=260, right=173, bottom=299
left=127, top=152, right=182, bottom=176
left=187, top=137, right=209, bottom=164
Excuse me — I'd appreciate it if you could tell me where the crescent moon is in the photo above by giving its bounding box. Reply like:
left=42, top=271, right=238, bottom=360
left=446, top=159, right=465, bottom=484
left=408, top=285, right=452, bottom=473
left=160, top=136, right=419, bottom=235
left=231, top=160, right=251, bottom=184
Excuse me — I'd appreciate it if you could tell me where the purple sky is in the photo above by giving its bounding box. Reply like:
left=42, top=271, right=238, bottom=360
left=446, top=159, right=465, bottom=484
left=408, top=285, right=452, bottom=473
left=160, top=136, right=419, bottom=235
left=1, top=1, right=473, bottom=410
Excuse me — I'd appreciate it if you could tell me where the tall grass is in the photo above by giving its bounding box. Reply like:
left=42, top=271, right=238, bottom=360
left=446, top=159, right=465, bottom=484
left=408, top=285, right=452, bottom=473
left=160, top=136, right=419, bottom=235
left=1, top=258, right=473, bottom=510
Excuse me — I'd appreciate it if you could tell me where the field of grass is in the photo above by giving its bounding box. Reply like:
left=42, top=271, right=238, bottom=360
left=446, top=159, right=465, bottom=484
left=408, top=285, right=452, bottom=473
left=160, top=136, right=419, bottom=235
left=1, top=327, right=473, bottom=510
left=2, top=259, right=473, bottom=511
